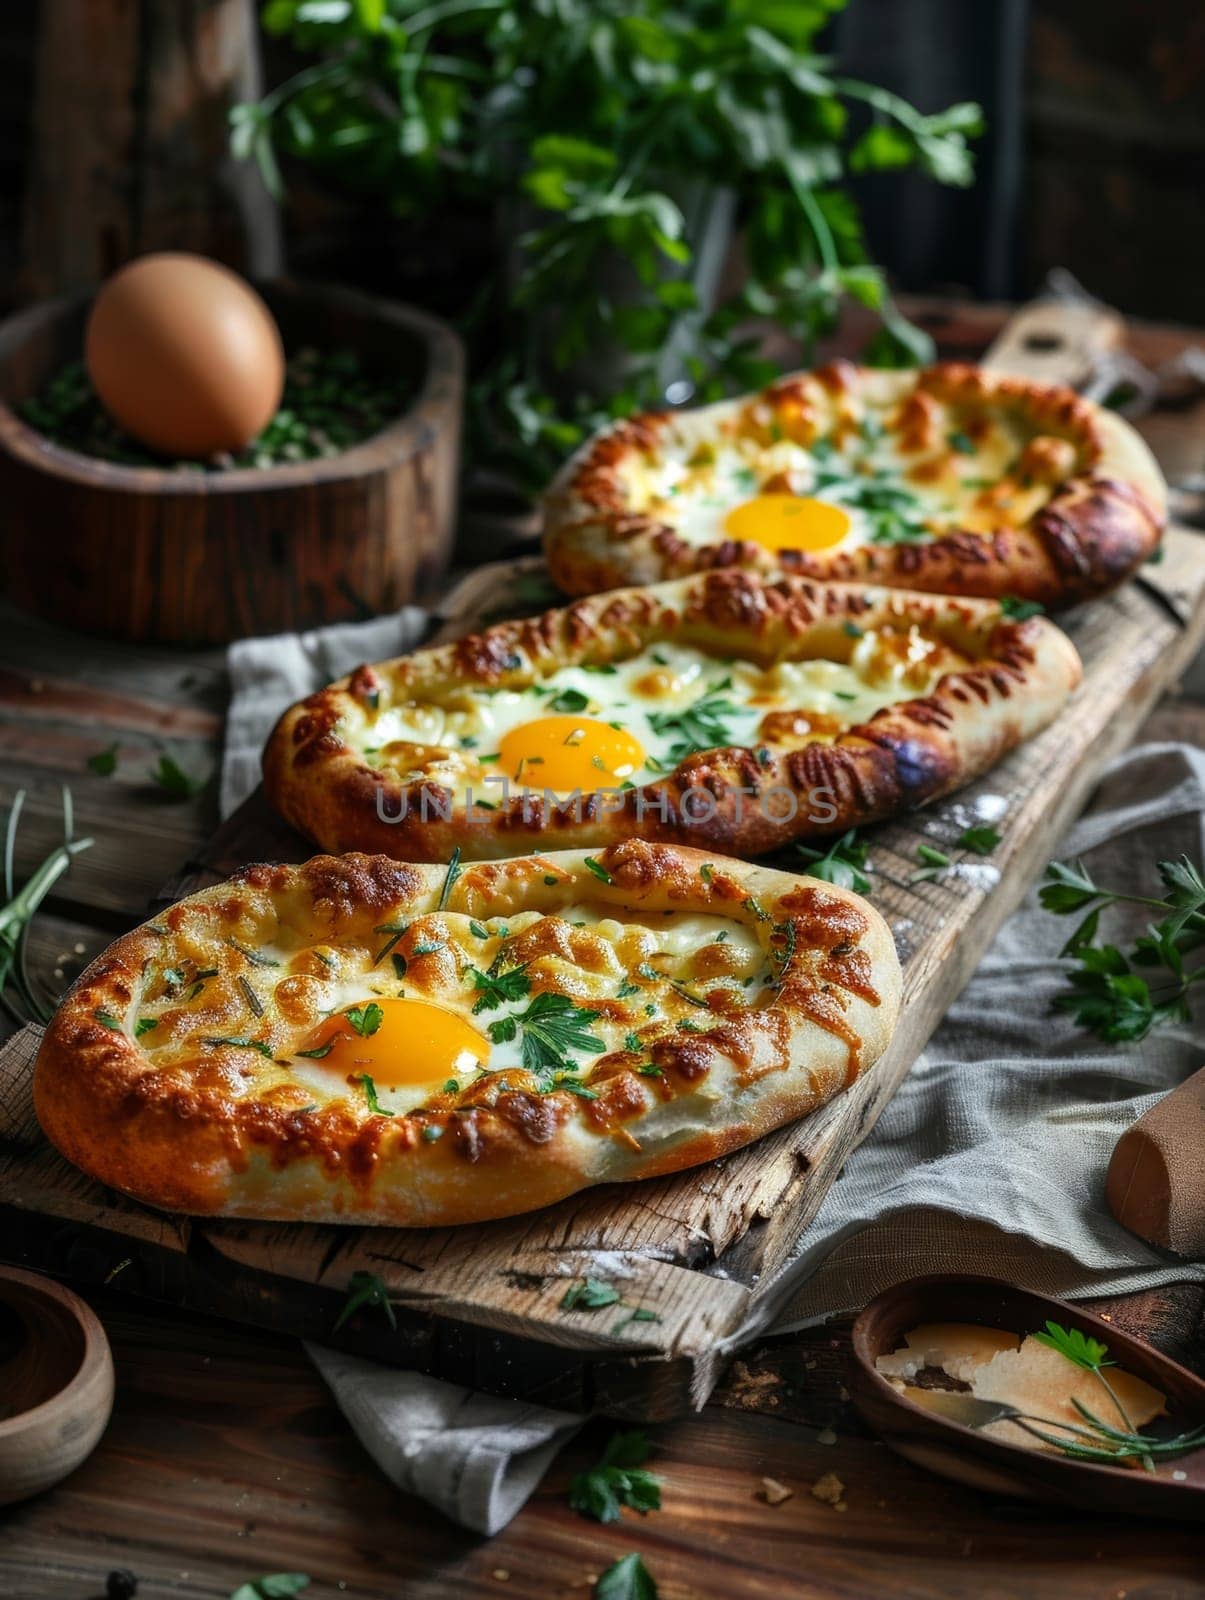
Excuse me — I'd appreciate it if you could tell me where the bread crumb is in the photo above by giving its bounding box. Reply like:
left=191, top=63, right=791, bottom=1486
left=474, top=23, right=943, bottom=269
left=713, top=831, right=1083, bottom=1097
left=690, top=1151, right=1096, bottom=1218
left=816, top=1426, right=837, bottom=1445
left=728, top=1360, right=782, bottom=1408
left=759, top=1477, right=793, bottom=1505
left=811, top=1472, right=845, bottom=1507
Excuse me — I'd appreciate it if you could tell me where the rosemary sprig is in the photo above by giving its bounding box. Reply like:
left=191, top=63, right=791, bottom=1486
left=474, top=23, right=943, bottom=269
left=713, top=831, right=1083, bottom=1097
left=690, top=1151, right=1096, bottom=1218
left=1013, top=1321, right=1205, bottom=1472
left=1032, top=1320, right=1148, bottom=1468
left=1, top=788, right=94, bottom=1026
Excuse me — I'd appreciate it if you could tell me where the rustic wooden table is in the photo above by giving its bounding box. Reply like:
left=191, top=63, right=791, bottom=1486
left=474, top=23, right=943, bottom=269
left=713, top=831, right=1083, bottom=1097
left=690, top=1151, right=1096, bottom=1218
left=2, top=301, right=1204, bottom=1600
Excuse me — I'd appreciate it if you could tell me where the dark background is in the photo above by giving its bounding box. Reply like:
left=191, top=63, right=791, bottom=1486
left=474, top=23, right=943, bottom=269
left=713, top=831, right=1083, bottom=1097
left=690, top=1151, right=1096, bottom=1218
left=1, top=0, right=1202, bottom=324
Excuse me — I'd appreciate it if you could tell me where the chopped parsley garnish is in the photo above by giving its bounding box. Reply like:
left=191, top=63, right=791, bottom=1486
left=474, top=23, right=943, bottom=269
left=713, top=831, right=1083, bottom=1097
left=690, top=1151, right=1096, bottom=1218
left=548, top=687, right=590, bottom=713
left=647, top=689, right=740, bottom=763
left=595, top=1555, right=659, bottom=1600
left=561, top=1276, right=622, bottom=1311
left=486, top=992, right=603, bottom=1089
left=544, top=874, right=559, bottom=886
left=555, top=1077, right=599, bottom=1099
left=743, top=895, right=770, bottom=922
left=948, top=429, right=976, bottom=455
left=202, top=1036, right=273, bottom=1056
left=797, top=829, right=872, bottom=895
left=297, top=1039, right=336, bottom=1060
left=917, top=844, right=951, bottom=868
left=617, top=978, right=641, bottom=999
left=93, top=1008, right=122, bottom=1030
left=86, top=742, right=119, bottom=777
left=149, top=752, right=207, bottom=800
left=421, top=1124, right=443, bottom=1142
left=357, top=1072, right=394, bottom=1117
left=467, top=962, right=531, bottom=1014
left=569, top=1430, right=662, bottom=1524
left=700, top=863, right=714, bottom=884
left=843, top=620, right=864, bottom=639
left=469, top=920, right=490, bottom=939
left=334, top=1270, right=395, bottom=1333
left=1000, top=594, right=1045, bottom=621
left=959, top=825, right=1002, bottom=855
left=443, top=1077, right=460, bottom=1093
left=345, top=1002, right=384, bottom=1037
left=134, top=1017, right=158, bottom=1039
left=411, top=940, right=442, bottom=957
left=623, top=1031, right=643, bottom=1052
left=584, top=855, right=613, bottom=884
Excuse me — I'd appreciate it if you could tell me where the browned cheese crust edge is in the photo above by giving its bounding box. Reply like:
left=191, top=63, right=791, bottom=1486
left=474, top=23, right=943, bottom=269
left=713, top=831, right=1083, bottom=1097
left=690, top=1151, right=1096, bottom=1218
left=262, top=568, right=1082, bottom=863
left=541, top=362, right=1167, bottom=608
left=34, top=843, right=901, bottom=1225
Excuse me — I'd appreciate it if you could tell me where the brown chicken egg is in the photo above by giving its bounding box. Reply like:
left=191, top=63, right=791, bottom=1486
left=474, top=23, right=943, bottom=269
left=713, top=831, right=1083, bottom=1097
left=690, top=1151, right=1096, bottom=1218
left=84, top=253, right=285, bottom=458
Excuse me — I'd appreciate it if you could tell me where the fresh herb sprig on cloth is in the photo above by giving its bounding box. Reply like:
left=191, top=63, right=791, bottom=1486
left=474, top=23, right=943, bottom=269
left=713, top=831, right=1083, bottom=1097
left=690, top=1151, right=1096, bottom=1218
left=1040, top=855, right=1205, bottom=1041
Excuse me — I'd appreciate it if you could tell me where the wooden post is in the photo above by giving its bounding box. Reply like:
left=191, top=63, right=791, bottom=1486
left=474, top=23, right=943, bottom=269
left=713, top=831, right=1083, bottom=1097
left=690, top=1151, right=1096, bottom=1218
left=20, top=0, right=281, bottom=298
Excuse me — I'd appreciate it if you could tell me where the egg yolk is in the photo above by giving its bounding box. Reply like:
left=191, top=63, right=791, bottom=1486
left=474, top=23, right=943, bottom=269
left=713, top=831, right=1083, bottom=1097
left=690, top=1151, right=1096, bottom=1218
left=724, top=494, right=852, bottom=552
left=499, top=715, right=645, bottom=790
left=302, top=997, right=488, bottom=1088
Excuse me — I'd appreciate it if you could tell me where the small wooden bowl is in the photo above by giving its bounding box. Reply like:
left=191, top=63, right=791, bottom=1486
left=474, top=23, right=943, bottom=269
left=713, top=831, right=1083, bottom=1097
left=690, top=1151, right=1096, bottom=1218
left=850, top=1273, right=1205, bottom=1522
left=0, top=1266, right=114, bottom=1504
left=0, top=280, right=464, bottom=645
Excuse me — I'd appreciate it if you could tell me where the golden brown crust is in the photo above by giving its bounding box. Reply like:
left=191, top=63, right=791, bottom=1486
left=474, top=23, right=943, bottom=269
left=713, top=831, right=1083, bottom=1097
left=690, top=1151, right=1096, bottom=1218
left=262, top=569, right=1081, bottom=863
left=542, top=362, right=1167, bottom=608
left=33, top=842, right=901, bottom=1226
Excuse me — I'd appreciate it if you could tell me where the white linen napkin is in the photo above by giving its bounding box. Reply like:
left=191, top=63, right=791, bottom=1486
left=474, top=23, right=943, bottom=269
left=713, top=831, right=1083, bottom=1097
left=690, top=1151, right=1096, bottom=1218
left=225, top=609, right=1205, bottom=1536
left=222, top=607, right=429, bottom=818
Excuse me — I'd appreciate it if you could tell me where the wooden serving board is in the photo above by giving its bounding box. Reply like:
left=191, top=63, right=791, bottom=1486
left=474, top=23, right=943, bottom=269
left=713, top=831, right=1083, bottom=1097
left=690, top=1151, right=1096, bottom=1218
left=2, top=518, right=1203, bottom=1420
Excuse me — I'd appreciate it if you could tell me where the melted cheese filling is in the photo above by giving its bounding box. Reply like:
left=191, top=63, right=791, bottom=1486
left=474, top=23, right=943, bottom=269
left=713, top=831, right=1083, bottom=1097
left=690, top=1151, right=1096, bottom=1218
left=623, top=399, right=1063, bottom=554
left=126, top=905, right=771, bottom=1118
left=359, top=634, right=968, bottom=793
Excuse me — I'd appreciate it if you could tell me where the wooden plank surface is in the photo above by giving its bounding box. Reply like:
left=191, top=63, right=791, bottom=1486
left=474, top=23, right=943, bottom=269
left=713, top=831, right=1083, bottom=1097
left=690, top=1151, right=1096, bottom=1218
left=0, top=1284, right=1201, bottom=1600
left=4, top=523, right=1204, bottom=1418
left=2, top=295, right=1204, bottom=1596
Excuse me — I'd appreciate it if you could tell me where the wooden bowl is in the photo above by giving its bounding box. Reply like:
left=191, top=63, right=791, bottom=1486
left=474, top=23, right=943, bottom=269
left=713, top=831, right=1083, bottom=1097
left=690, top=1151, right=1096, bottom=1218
left=0, top=280, right=464, bottom=645
left=0, top=1265, right=114, bottom=1504
left=850, top=1273, right=1205, bottom=1522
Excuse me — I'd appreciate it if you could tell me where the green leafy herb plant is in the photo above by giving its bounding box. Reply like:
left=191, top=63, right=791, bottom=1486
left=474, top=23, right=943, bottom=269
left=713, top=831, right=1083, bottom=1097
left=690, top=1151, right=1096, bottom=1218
left=236, top=1, right=982, bottom=486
